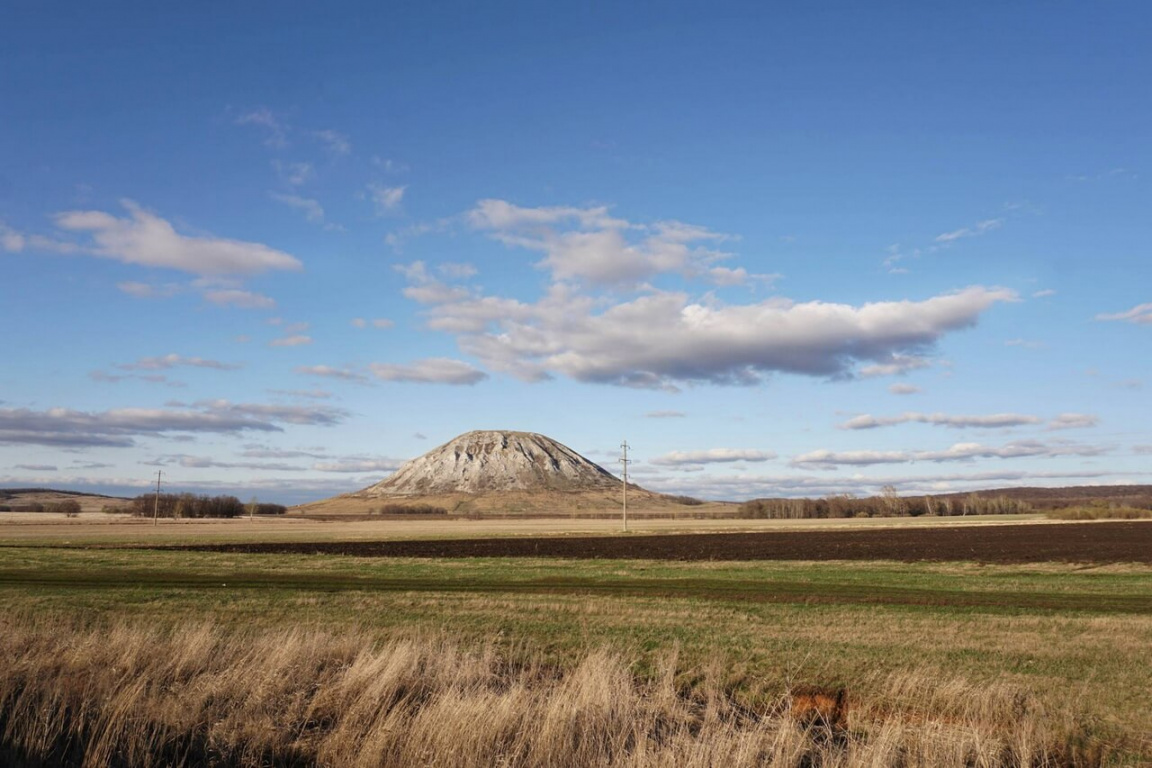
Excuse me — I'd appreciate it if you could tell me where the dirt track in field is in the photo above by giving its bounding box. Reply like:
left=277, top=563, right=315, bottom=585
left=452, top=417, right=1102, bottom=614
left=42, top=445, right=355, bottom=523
left=171, top=520, right=1152, bottom=564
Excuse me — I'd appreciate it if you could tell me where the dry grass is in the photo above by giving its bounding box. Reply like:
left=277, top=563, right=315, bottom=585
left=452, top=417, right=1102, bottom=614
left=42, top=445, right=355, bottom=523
left=0, top=617, right=1115, bottom=767
left=1047, top=507, right=1152, bottom=521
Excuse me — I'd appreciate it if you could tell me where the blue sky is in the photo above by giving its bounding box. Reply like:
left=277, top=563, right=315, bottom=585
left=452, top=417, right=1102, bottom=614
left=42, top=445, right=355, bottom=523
left=2, top=1, right=1150, bottom=503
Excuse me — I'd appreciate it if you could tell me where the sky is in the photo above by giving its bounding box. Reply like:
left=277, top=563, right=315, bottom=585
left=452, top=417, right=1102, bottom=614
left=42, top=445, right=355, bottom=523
left=2, top=1, right=1150, bottom=504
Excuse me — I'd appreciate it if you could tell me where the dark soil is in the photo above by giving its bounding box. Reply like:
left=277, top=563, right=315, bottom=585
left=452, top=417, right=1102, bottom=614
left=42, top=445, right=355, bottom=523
left=170, top=521, right=1152, bottom=564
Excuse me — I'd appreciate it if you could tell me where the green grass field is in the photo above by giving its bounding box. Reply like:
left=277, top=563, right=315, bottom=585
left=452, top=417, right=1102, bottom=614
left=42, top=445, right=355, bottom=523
left=2, top=543, right=1150, bottom=763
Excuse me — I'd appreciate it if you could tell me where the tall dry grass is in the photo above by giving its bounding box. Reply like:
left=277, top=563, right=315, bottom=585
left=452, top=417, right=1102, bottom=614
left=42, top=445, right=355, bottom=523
left=1047, top=506, right=1152, bottom=521
left=0, top=616, right=1114, bottom=767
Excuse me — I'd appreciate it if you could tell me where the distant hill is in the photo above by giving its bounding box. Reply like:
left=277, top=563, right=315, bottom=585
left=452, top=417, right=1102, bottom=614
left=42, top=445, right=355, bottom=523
left=297, top=430, right=705, bottom=516
left=0, top=488, right=130, bottom=513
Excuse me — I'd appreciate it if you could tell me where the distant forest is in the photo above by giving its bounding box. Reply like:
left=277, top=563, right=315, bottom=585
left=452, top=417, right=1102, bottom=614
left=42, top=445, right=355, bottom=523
left=738, top=485, right=1152, bottom=520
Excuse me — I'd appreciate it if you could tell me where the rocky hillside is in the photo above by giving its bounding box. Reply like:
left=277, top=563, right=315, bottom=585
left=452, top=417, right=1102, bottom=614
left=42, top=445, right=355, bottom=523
left=356, top=430, right=623, bottom=497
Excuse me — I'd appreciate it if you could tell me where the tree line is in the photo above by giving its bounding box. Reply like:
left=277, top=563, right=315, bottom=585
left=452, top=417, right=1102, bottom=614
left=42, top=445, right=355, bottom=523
left=106, top=493, right=287, bottom=518
left=738, top=488, right=1032, bottom=519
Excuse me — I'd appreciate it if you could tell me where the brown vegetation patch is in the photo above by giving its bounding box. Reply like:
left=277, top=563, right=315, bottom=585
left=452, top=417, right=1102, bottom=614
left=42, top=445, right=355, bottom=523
left=173, top=521, right=1152, bottom=564
left=0, top=619, right=1117, bottom=766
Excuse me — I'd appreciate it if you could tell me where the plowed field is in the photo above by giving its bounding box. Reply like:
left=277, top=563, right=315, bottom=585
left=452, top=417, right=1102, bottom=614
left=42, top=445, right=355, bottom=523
left=172, top=520, right=1152, bottom=563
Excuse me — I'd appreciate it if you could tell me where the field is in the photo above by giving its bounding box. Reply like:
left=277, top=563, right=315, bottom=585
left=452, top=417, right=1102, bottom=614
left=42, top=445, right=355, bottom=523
left=1, top=516, right=1150, bottom=765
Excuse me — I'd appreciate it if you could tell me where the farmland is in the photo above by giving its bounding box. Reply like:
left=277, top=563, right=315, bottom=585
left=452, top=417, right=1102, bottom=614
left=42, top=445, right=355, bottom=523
left=1, top=517, right=1151, bottom=765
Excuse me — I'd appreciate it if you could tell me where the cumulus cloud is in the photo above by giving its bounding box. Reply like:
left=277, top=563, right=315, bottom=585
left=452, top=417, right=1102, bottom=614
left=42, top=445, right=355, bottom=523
left=407, top=277, right=1015, bottom=389
left=650, top=449, right=777, bottom=466
left=0, top=401, right=346, bottom=449
left=791, top=439, right=1107, bottom=469
left=203, top=289, right=277, bottom=309
left=54, top=200, right=302, bottom=276
left=467, top=199, right=751, bottom=287
left=369, top=358, right=488, bottom=385
left=839, top=412, right=1044, bottom=430
left=1096, top=303, right=1152, bottom=325
left=116, top=354, right=242, bottom=372
left=888, top=383, right=921, bottom=395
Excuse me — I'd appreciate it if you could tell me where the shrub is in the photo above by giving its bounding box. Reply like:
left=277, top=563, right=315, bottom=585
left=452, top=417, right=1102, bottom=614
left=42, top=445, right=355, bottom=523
left=377, top=503, right=448, bottom=516
left=44, top=500, right=82, bottom=517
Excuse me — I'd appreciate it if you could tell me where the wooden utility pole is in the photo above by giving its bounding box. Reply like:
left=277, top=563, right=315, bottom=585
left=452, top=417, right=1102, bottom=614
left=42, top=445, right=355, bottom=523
left=619, top=440, right=631, bottom=532
left=152, top=470, right=163, bottom=527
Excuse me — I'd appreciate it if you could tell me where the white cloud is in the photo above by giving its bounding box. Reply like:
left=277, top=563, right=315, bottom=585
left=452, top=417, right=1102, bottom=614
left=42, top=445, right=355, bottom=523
left=408, top=278, right=1015, bottom=389
left=54, top=200, right=302, bottom=276
left=162, top=454, right=307, bottom=472
left=858, top=355, right=933, bottom=378
left=1004, top=338, right=1046, bottom=349
left=117, top=354, right=241, bottom=371
left=1046, top=413, right=1099, bottom=430
left=935, top=218, right=1004, bottom=243
left=295, top=365, right=370, bottom=383
left=1096, top=303, right=1152, bottom=325
left=367, top=183, right=406, bottom=214
left=351, top=317, right=394, bottom=329
left=235, top=108, right=288, bottom=148
left=888, top=383, right=921, bottom=395
left=467, top=199, right=744, bottom=287
left=270, top=193, right=325, bottom=223
left=312, top=457, right=405, bottom=473
left=0, top=400, right=346, bottom=448
left=269, top=335, right=313, bottom=347
left=839, top=412, right=1044, bottom=430
left=1032, top=289, right=1056, bottom=298
left=314, top=129, right=351, bottom=156
left=438, top=262, right=478, bottom=279
left=272, top=160, right=313, bottom=186
left=650, top=449, right=777, bottom=466
left=791, top=439, right=1107, bottom=469
left=645, top=410, right=686, bottom=418
left=266, top=389, right=332, bottom=400
left=1, top=221, right=26, bottom=252
left=369, top=358, right=488, bottom=385
left=203, top=289, right=277, bottom=310
left=640, top=467, right=1142, bottom=501
left=116, top=281, right=181, bottom=299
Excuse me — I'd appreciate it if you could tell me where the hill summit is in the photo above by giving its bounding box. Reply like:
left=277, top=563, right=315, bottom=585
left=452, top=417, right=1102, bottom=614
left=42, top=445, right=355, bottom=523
left=357, top=430, right=622, bottom=497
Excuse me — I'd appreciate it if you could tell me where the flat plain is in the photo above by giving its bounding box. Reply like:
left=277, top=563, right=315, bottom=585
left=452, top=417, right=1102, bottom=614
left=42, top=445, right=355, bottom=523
left=2, top=515, right=1150, bottom=765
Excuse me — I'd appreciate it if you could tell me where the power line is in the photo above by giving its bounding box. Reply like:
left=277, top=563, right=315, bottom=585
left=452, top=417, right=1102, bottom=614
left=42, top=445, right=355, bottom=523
left=152, top=470, right=163, bottom=527
left=619, top=440, right=631, bottom=532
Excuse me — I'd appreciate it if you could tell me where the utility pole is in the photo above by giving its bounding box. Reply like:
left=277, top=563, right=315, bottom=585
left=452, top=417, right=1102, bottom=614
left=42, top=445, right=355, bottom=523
left=619, top=440, right=631, bottom=532
left=153, top=470, right=163, bottom=527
